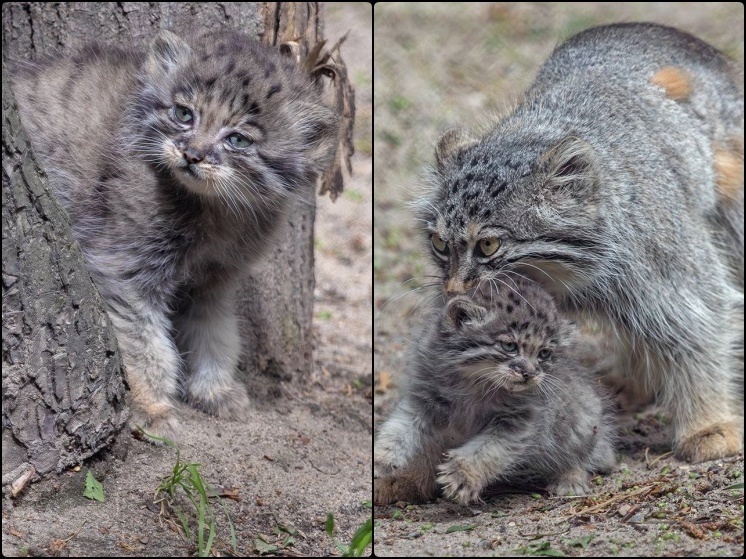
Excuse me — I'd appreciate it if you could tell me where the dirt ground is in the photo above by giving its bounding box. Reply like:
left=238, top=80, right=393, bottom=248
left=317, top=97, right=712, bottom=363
left=1, top=3, right=372, bottom=557
left=373, top=2, right=744, bottom=557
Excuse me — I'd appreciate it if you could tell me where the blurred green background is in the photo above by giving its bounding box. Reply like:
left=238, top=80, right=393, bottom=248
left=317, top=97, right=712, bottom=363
left=373, top=2, right=744, bottom=410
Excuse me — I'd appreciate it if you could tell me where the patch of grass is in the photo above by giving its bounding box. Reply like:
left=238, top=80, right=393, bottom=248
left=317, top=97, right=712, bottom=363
left=379, top=129, right=401, bottom=146
left=344, top=189, right=365, bottom=202
left=143, top=430, right=237, bottom=557
left=355, top=137, right=372, bottom=156
left=354, top=70, right=371, bottom=87
left=511, top=541, right=565, bottom=556
left=325, top=513, right=373, bottom=557
left=388, top=95, right=412, bottom=113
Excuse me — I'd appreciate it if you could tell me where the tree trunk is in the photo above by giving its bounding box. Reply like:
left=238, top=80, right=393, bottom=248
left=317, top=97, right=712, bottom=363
left=2, top=63, right=128, bottom=483
left=2, top=2, right=344, bottom=481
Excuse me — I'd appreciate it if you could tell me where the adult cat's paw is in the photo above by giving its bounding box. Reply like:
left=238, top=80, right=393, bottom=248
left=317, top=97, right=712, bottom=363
left=676, top=421, right=743, bottom=463
left=436, top=455, right=485, bottom=505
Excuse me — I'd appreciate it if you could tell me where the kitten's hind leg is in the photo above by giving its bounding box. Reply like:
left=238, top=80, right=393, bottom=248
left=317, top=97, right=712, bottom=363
left=548, top=468, right=591, bottom=496
left=374, top=450, right=440, bottom=505
left=174, top=277, right=250, bottom=420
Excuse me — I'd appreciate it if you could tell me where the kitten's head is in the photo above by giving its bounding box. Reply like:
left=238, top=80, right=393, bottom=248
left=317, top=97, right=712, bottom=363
left=128, top=30, right=338, bottom=205
left=416, top=127, right=604, bottom=299
left=439, top=279, right=565, bottom=395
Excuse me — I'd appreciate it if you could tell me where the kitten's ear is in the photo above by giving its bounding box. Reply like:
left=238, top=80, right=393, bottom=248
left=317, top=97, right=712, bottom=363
left=444, top=298, right=487, bottom=330
left=435, top=128, right=477, bottom=171
left=542, top=136, right=599, bottom=200
left=146, top=30, right=192, bottom=76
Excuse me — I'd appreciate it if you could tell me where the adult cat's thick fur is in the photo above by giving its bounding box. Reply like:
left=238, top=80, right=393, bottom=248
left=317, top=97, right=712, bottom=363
left=12, top=30, right=338, bottom=437
left=418, top=23, right=743, bottom=462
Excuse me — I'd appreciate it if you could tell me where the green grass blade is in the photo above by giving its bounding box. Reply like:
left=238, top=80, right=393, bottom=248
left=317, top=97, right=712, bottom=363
left=345, top=517, right=373, bottom=557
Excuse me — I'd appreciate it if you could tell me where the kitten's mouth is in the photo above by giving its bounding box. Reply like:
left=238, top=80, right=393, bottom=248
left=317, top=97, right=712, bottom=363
left=180, top=165, right=200, bottom=178
left=173, top=165, right=213, bottom=196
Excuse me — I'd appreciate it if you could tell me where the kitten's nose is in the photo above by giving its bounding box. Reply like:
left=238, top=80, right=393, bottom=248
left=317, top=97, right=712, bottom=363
left=511, top=360, right=536, bottom=381
left=183, top=147, right=205, bottom=164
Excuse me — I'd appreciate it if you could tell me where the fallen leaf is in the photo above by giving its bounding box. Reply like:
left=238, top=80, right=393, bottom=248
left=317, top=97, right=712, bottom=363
left=376, top=371, right=393, bottom=393
left=681, top=522, right=706, bottom=539
left=446, top=524, right=475, bottom=533
left=48, top=539, right=68, bottom=555
left=207, top=486, right=240, bottom=501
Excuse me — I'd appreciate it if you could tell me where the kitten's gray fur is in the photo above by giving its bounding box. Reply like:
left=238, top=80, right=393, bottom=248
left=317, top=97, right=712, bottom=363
left=417, top=23, right=744, bottom=463
left=11, top=30, right=339, bottom=438
left=374, top=279, right=616, bottom=505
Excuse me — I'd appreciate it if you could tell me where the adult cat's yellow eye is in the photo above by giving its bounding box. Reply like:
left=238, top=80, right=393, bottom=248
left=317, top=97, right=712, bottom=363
left=478, top=237, right=501, bottom=257
left=431, top=233, right=448, bottom=254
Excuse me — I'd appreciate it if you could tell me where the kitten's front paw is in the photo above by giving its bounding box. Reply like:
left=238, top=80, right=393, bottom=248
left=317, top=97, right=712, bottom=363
left=676, top=421, right=743, bottom=463
left=129, top=406, right=180, bottom=444
left=549, top=468, right=590, bottom=496
left=437, top=455, right=485, bottom=505
left=187, top=379, right=251, bottom=421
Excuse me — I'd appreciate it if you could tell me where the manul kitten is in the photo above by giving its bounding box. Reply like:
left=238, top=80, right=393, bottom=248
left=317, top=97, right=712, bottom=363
left=11, top=30, right=339, bottom=438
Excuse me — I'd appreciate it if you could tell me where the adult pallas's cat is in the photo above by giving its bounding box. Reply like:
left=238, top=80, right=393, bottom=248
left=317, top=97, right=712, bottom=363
left=418, top=23, right=743, bottom=462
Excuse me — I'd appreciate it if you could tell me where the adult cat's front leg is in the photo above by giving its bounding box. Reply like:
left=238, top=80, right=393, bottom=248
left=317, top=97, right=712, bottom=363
left=173, top=275, right=250, bottom=420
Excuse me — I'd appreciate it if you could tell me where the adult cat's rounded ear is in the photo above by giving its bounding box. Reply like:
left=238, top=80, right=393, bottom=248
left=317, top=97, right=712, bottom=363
left=541, top=136, right=600, bottom=200
left=147, top=30, right=192, bottom=77
left=435, top=128, right=478, bottom=171
left=444, top=297, right=487, bottom=330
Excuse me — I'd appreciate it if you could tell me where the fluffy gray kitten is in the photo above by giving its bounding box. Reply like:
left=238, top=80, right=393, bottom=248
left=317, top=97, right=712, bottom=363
left=11, top=30, right=338, bottom=438
left=418, top=23, right=743, bottom=463
left=374, top=279, right=616, bottom=505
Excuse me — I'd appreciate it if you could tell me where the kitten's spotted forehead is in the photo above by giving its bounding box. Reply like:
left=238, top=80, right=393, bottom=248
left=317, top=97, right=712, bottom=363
left=165, top=32, right=302, bottom=131
left=478, top=280, right=561, bottom=338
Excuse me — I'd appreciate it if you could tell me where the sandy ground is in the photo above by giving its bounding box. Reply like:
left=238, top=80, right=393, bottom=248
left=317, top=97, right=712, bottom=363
left=1, top=3, right=372, bottom=557
left=373, top=3, right=744, bottom=557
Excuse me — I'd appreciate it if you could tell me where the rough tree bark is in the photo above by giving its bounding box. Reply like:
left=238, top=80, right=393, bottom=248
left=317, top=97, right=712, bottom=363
left=2, top=2, right=349, bottom=483
left=2, top=64, right=128, bottom=484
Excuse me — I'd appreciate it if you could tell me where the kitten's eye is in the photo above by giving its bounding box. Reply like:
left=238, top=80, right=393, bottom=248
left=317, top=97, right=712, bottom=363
left=431, top=233, right=449, bottom=255
left=173, top=105, right=194, bottom=124
left=538, top=348, right=552, bottom=361
left=226, top=133, right=254, bottom=149
left=499, top=341, right=518, bottom=354
left=476, top=237, right=501, bottom=257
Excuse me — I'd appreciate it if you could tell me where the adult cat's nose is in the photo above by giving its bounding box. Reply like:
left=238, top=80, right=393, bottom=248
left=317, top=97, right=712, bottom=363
left=183, top=147, right=205, bottom=164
